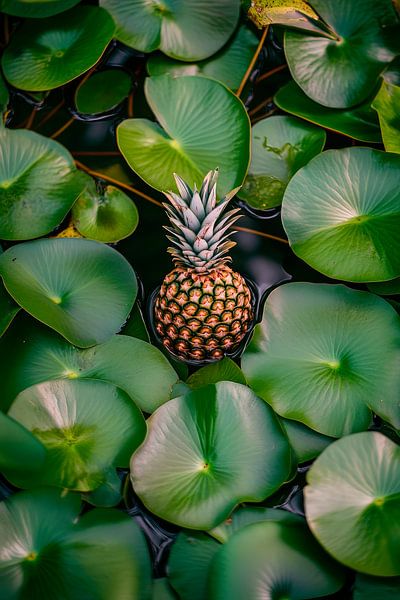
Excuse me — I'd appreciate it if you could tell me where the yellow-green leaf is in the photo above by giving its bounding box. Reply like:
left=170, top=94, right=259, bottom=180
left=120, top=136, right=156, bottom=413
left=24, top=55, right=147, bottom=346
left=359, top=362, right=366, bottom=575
left=248, top=0, right=326, bottom=35
left=372, top=80, right=400, bottom=153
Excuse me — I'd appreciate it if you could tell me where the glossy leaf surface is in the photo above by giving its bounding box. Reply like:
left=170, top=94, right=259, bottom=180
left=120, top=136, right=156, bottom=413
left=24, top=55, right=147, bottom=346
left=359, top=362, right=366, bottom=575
left=372, top=80, right=400, bottom=153
left=0, top=314, right=178, bottom=413
left=186, top=357, right=246, bottom=389
left=2, top=7, right=115, bottom=91
left=248, top=0, right=325, bottom=35
left=100, top=0, right=240, bottom=61
left=75, top=69, right=132, bottom=115
left=284, top=0, right=399, bottom=107
left=282, top=148, right=400, bottom=282
left=8, top=379, right=146, bottom=491
left=131, top=382, right=293, bottom=529
left=275, top=80, right=382, bottom=142
left=0, top=128, right=86, bottom=240
left=72, top=180, right=139, bottom=243
left=0, top=0, right=81, bottom=17
left=353, top=573, right=400, bottom=599
left=280, top=418, right=333, bottom=463
left=0, top=488, right=152, bottom=599
left=305, top=432, right=400, bottom=576
left=117, top=75, right=250, bottom=196
left=238, top=116, right=325, bottom=209
left=0, top=238, right=137, bottom=347
left=0, top=412, right=46, bottom=478
left=147, top=25, right=258, bottom=92
left=242, top=283, right=400, bottom=437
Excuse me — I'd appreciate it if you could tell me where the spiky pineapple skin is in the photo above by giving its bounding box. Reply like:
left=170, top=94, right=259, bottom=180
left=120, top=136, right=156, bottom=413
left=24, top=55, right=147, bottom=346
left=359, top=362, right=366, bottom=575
left=154, top=266, right=253, bottom=361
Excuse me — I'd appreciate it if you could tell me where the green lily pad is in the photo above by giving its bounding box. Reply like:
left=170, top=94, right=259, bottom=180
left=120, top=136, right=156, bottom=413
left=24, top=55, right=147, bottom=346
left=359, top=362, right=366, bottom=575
left=209, top=516, right=345, bottom=599
left=372, top=80, right=400, bottom=153
left=8, top=379, right=146, bottom=491
left=0, top=0, right=81, bottom=18
left=75, top=69, right=132, bottom=115
left=0, top=238, right=137, bottom=348
left=248, top=0, right=328, bottom=36
left=0, top=488, right=152, bottom=600
left=186, top=357, right=247, bottom=389
left=241, top=283, right=400, bottom=437
left=353, top=573, right=400, bottom=599
left=117, top=75, right=250, bottom=196
left=153, top=579, right=177, bottom=600
left=280, top=418, right=333, bottom=463
left=305, top=431, right=400, bottom=576
left=0, top=411, right=46, bottom=479
left=368, top=277, right=400, bottom=296
left=83, top=469, right=123, bottom=508
left=130, top=382, right=293, bottom=529
left=281, top=147, right=400, bottom=282
left=121, top=303, right=150, bottom=342
left=0, top=128, right=86, bottom=240
left=238, top=116, right=325, bottom=210
left=0, top=72, right=9, bottom=116
left=274, top=80, right=382, bottom=142
left=0, top=314, right=179, bottom=413
left=100, top=0, right=240, bottom=61
left=284, top=0, right=399, bottom=108
left=2, top=6, right=115, bottom=91
left=0, top=281, right=19, bottom=338
left=147, top=25, right=259, bottom=92
left=72, top=180, right=139, bottom=243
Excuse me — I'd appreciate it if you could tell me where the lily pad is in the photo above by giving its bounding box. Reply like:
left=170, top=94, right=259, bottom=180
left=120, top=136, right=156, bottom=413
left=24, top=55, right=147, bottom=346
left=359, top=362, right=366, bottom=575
left=0, top=128, right=86, bottom=240
left=0, top=73, right=9, bottom=115
left=0, top=0, right=81, bottom=18
left=0, top=314, right=179, bottom=413
left=241, top=282, right=400, bottom=437
left=130, top=382, right=293, bottom=529
left=284, top=0, right=399, bottom=107
left=209, top=516, right=345, bottom=599
left=368, top=277, right=400, bottom=296
left=75, top=69, right=132, bottom=115
left=0, top=411, right=46, bottom=479
left=353, top=573, right=400, bottom=599
left=305, top=431, right=400, bottom=576
left=238, top=116, right=325, bottom=210
left=117, top=75, right=250, bottom=196
left=280, top=418, right=333, bottom=463
left=72, top=180, right=139, bottom=243
left=186, top=357, right=247, bottom=389
left=0, top=238, right=137, bottom=348
left=0, top=488, right=152, bottom=600
left=281, top=147, right=400, bottom=282
left=100, top=0, right=240, bottom=61
left=121, top=303, right=150, bottom=342
left=147, top=25, right=259, bottom=92
left=248, top=0, right=327, bottom=36
left=8, top=379, right=146, bottom=491
left=372, top=80, right=400, bottom=153
left=274, top=80, right=382, bottom=142
left=0, top=281, right=19, bottom=338
left=2, top=6, right=115, bottom=91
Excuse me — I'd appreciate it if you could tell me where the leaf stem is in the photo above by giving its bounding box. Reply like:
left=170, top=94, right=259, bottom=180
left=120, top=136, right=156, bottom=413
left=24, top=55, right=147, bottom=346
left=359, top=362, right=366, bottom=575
left=36, top=99, right=65, bottom=129
left=50, top=117, right=75, bottom=139
left=236, top=26, right=269, bottom=98
left=236, top=225, right=288, bottom=244
left=256, top=63, right=287, bottom=84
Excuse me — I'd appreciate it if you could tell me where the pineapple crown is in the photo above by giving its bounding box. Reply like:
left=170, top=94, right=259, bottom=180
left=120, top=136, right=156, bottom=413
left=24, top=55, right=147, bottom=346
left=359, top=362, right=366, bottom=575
left=162, top=169, right=241, bottom=273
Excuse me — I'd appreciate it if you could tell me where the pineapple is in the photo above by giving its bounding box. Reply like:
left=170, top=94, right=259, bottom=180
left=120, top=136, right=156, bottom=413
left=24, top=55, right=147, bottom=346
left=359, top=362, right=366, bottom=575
left=154, top=169, right=254, bottom=362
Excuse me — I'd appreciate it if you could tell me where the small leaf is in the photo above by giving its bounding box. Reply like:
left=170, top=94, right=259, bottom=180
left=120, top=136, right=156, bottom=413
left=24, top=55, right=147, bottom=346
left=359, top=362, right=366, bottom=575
left=372, top=80, right=400, bottom=153
left=248, top=0, right=327, bottom=36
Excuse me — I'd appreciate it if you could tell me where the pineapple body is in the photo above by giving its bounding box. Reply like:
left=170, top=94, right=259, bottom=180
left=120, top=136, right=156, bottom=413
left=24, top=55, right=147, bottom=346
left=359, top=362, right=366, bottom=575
left=155, top=266, right=253, bottom=361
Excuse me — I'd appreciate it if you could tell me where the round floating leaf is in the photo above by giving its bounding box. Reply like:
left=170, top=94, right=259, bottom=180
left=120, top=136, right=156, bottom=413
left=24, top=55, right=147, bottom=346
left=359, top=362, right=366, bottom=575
left=209, top=517, right=345, bottom=599
left=0, top=281, right=19, bottom=338
left=147, top=25, right=258, bottom=92
left=2, top=6, right=115, bottom=91
left=72, top=180, right=139, bottom=243
left=0, top=238, right=137, bottom=348
left=117, top=75, right=250, bottom=197
left=353, top=573, right=400, bottom=600
left=281, top=147, right=400, bottom=282
left=0, top=314, right=178, bottom=413
left=131, top=382, right=293, bottom=529
left=169, top=532, right=221, bottom=600
left=368, top=277, right=400, bottom=296
left=100, top=0, right=240, bottom=61
left=0, top=412, right=46, bottom=479
left=0, top=128, right=87, bottom=240
left=83, top=469, right=123, bottom=508
left=238, top=116, right=325, bottom=210
left=275, top=80, right=382, bottom=142
left=121, top=303, right=150, bottom=342
left=241, top=283, right=400, bottom=437
left=305, top=431, right=400, bottom=576
left=186, top=357, right=247, bottom=389
left=372, top=80, right=400, bottom=153
left=280, top=418, right=333, bottom=463
left=75, top=69, right=132, bottom=115
left=0, top=0, right=81, bottom=18
left=284, top=0, right=399, bottom=108
left=0, top=488, right=152, bottom=600
left=8, top=379, right=146, bottom=491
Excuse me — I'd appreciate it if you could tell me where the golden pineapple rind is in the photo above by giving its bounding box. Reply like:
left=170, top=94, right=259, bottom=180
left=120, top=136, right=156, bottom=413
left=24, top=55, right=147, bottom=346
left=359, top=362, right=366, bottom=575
left=154, top=266, right=253, bottom=361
